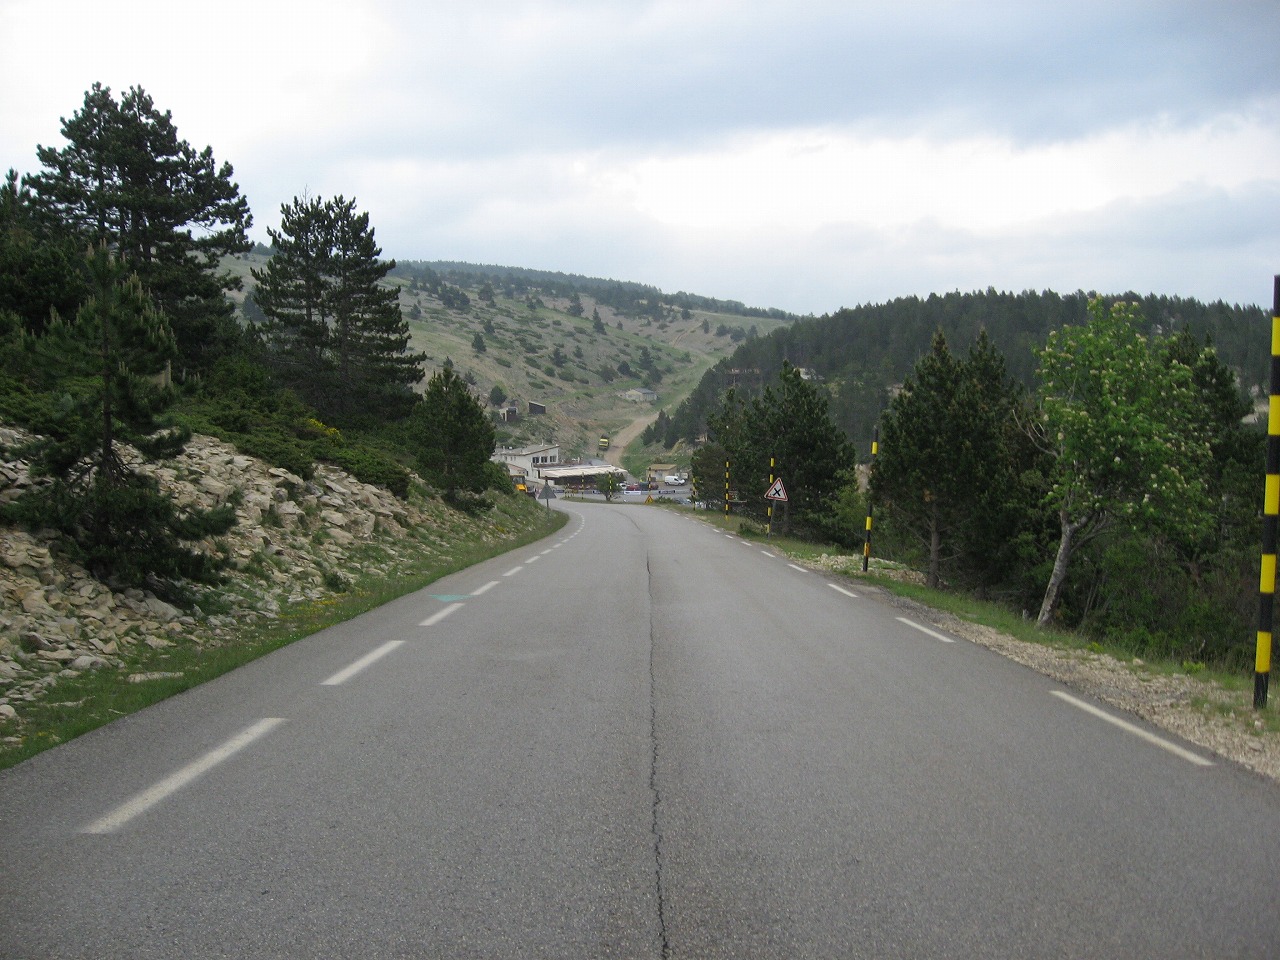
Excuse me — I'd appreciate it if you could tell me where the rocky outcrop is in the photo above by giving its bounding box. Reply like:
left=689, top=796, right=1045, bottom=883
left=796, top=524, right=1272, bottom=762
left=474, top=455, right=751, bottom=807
left=0, top=427, right=532, bottom=736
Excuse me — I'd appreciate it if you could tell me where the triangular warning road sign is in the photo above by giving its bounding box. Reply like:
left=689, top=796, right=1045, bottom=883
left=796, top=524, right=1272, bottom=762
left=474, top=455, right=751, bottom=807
left=764, top=478, right=788, bottom=501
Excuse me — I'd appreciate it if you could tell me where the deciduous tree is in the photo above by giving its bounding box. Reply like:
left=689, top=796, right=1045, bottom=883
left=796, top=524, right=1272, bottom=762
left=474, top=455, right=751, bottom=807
left=1032, top=299, right=1212, bottom=627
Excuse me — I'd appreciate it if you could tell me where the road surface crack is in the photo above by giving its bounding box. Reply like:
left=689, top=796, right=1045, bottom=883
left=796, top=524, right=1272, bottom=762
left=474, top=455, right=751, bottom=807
left=648, top=554, right=671, bottom=959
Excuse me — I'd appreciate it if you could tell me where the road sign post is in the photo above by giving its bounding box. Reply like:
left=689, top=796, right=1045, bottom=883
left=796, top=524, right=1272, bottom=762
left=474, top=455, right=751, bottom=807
left=764, top=475, right=788, bottom=539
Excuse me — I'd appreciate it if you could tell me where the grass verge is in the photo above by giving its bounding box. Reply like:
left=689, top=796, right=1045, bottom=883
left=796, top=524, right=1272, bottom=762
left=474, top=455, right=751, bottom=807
left=0, top=508, right=567, bottom=772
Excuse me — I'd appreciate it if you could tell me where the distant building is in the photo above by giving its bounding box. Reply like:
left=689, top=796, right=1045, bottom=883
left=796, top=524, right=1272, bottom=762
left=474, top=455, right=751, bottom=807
left=493, top=444, right=560, bottom=482
left=528, top=400, right=547, bottom=416
left=539, top=463, right=625, bottom=489
left=623, top=388, right=658, bottom=403
left=647, top=463, right=678, bottom=482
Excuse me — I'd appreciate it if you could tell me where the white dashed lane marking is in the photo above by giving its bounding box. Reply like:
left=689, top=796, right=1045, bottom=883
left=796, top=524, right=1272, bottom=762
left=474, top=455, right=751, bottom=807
left=82, top=718, right=288, bottom=834
left=895, top=617, right=956, bottom=643
left=321, top=640, right=405, bottom=685
left=1052, top=691, right=1213, bottom=767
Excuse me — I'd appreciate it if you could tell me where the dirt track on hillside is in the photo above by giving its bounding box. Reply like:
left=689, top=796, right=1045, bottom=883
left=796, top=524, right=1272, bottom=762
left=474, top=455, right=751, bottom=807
left=602, top=410, right=661, bottom=470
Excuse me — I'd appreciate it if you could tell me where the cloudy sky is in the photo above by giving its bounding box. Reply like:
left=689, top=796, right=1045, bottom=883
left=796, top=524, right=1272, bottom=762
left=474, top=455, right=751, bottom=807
left=2, top=0, right=1277, bottom=315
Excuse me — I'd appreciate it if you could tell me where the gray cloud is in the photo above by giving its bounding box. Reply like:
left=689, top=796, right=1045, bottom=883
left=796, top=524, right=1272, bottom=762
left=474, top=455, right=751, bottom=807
left=3, top=1, right=1277, bottom=315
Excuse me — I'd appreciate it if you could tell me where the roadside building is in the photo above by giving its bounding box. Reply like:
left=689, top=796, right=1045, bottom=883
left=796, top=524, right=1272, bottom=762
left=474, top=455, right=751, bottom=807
left=539, top=463, right=625, bottom=491
left=493, top=444, right=561, bottom=484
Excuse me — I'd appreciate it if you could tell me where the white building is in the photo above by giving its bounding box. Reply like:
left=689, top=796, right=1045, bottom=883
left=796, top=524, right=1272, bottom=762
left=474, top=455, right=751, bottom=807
left=493, top=444, right=561, bottom=483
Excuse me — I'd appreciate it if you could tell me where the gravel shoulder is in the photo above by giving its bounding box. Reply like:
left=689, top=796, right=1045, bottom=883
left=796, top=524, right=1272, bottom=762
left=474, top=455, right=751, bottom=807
left=800, top=554, right=1280, bottom=784
left=948, top=616, right=1280, bottom=782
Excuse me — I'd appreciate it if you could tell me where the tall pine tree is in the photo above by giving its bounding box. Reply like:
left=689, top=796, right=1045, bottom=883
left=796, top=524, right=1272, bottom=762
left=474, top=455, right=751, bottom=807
left=25, top=84, right=252, bottom=372
left=250, top=195, right=332, bottom=396
left=327, top=197, right=423, bottom=421
left=872, top=331, right=966, bottom=587
left=252, top=195, right=424, bottom=424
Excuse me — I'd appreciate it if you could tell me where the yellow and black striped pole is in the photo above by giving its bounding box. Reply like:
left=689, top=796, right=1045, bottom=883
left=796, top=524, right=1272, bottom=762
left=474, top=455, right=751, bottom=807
left=1256, top=276, right=1280, bottom=709
left=767, top=456, right=775, bottom=537
left=863, top=427, right=878, bottom=572
left=724, top=459, right=731, bottom=521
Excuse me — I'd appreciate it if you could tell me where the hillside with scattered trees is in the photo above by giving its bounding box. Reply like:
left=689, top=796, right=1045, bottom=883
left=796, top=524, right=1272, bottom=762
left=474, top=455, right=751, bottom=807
left=1, top=81, right=1270, bottom=673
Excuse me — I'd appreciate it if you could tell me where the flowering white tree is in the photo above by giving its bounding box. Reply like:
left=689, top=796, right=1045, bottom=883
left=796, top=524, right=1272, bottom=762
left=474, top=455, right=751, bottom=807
left=1033, top=299, right=1212, bottom=627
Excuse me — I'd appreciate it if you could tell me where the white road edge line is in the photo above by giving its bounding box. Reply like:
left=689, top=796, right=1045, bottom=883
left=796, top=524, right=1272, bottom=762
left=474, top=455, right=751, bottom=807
left=787, top=563, right=807, bottom=573
left=895, top=617, right=956, bottom=643
left=540, top=548, right=554, bottom=555
left=419, top=603, right=464, bottom=627
left=1051, top=691, right=1214, bottom=767
left=82, top=718, right=287, bottom=834
left=526, top=555, right=542, bottom=564
left=828, top=584, right=858, bottom=598
left=321, top=640, right=404, bottom=686
left=503, top=566, right=523, bottom=577
left=471, top=581, right=499, bottom=596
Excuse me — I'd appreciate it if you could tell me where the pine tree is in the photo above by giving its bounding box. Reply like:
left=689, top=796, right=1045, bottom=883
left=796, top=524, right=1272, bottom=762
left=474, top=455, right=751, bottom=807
left=252, top=195, right=425, bottom=423
left=251, top=195, right=332, bottom=399
left=26, top=84, right=252, bottom=372
left=872, top=331, right=967, bottom=587
left=709, top=364, right=850, bottom=533
left=754, top=363, right=853, bottom=535
left=6, top=246, right=234, bottom=591
left=405, top=366, right=496, bottom=503
left=326, top=197, right=422, bottom=420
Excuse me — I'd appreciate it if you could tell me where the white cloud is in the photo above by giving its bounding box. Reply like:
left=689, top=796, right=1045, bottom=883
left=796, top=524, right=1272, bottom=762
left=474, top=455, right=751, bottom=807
left=593, top=111, right=1280, bottom=236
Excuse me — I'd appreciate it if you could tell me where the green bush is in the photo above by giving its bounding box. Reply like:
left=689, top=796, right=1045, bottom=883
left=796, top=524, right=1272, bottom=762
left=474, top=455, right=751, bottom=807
left=325, top=447, right=411, bottom=499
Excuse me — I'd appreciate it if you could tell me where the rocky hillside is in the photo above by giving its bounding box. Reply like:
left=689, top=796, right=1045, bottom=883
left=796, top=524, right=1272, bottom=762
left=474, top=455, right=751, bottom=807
left=0, top=425, right=552, bottom=745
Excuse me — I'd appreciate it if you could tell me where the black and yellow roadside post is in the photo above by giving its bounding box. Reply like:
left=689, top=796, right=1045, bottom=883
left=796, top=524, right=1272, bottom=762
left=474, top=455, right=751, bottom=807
left=724, top=459, right=731, bottom=521
left=1256, top=276, right=1280, bottom=709
left=863, top=427, right=878, bottom=573
left=767, top=457, right=775, bottom=537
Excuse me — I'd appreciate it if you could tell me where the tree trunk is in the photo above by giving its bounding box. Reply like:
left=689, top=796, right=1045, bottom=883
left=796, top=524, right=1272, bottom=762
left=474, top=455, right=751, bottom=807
left=1037, top=508, right=1080, bottom=627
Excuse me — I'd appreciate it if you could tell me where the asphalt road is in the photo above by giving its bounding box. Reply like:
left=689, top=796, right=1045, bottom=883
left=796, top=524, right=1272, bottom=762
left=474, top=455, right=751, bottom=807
left=3, top=501, right=1280, bottom=958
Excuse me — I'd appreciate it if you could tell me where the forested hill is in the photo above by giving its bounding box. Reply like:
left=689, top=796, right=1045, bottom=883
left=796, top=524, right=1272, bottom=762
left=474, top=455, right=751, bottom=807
left=399, top=261, right=802, bottom=322
left=654, top=289, right=1269, bottom=452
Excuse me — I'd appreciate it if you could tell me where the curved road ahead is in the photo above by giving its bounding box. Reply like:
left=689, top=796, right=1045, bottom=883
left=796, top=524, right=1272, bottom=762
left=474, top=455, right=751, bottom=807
left=2, top=501, right=1279, bottom=958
